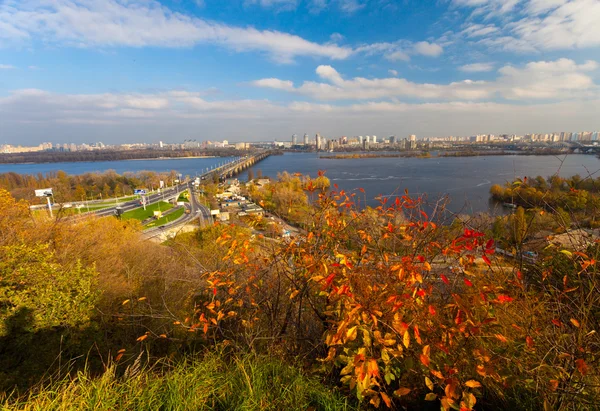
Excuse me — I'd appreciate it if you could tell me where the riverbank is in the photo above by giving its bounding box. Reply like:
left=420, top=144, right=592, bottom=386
left=319, top=152, right=431, bottom=159
left=0, top=148, right=244, bottom=165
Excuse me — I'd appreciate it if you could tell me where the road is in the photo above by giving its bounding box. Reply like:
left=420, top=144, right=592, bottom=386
left=141, top=181, right=212, bottom=239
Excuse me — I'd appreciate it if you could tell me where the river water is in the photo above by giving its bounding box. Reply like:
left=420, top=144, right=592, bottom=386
left=1, top=153, right=598, bottom=215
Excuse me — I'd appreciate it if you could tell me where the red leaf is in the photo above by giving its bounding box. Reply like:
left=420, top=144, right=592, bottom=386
left=464, top=278, right=473, bottom=287
left=575, top=359, right=588, bottom=375
left=482, top=255, right=491, bottom=265
left=526, top=335, right=534, bottom=348
left=497, top=295, right=513, bottom=303
left=486, top=239, right=495, bottom=249
left=551, top=319, right=562, bottom=327
left=428, top=305, right=436, bottom=316
left=441, top=275, right=450, bottom=285
left=212, top=288, right=217, bottom=296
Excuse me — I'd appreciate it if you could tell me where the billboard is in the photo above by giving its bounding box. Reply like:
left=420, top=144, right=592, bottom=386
left=35, top=188, right=53, bottom=197
left=134, top=189, right=147, bottom=195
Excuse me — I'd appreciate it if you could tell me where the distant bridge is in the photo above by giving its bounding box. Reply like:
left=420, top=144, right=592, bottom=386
left=203, top=151, right=271, bottom=181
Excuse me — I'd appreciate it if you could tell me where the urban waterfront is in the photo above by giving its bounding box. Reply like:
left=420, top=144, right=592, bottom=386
left=1, top=152, right=599, bottom=215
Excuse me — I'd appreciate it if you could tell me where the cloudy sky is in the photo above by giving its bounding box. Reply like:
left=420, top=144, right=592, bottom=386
left=1, top=0, right=599, bottom=144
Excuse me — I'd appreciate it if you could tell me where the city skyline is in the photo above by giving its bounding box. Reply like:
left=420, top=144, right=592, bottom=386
left=1, top=0, right=599, bottom=144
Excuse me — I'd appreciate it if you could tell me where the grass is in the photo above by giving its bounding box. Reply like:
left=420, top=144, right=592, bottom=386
left=177, top=192, right=190, bottom=203
left=144, top=207, right=186, bottom=229
left=121, top=201, right=173, bottom=222
left=3, top=352, right=356, bottom=411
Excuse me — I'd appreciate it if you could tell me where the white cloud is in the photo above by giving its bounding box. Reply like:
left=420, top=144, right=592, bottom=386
left=387, top=50, right=411, bottom=62
left=28, top=65, right=40, bottom=70
left=413, top=41, right=444, bottom=57
left=2, top=87, right=599, bottom=143
left=0, top=64, right=15, bottom=69
left=459, top=62, right=495, bottom=72
left=509, top=0, right=600, bottom=51
left=245, top=0, right=298, bottom=12
left=252, top=59, right=599, bottom=101
left=251, top=78, right=295, bottom=91
left=329, top=32, right=345, bottom=43
left=388, top=69, right=398, bottom=76
left=308, top=0, right=328, bottom=13
left=460, top=24, right=499, bottom=38
left=0, top=0, right=352, bottom=63
left=455, top=0, right=600, bottom=52
left=497, top=58, right=599, bottom=99
left=338, top=0, right=366, bottom=13
left=254, top=64, right=493, bottom=100
left=355, top=40, right=443, bottom=62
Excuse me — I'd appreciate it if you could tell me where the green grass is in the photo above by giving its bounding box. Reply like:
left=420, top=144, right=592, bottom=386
left=177, top=192, right=189, bottom=202
left=121, top=201, right=173, bottom=222
left=144, top=207, right=186, bottom=229
left=3, top=352, right=356, bottom=411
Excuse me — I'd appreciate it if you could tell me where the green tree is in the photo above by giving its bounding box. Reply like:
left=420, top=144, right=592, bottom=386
left=0, top=243, right=99, bottom=335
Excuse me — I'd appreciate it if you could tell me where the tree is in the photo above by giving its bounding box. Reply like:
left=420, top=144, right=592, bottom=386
left=247, top=169, right=254, bottom=182
left=0, top=243, right=99, bottom=335
left=256, top=169, right=263, bottom=179
left=489, top=184, right=505, bottom=199
left=102, top=183, right=111, bottom=199
left=508, top=206, right=528, bottom=246
left=74, top=185, right=87, bottom=201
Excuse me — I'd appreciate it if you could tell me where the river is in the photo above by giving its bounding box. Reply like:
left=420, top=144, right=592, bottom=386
left=1, top=153, right=598, bottom=215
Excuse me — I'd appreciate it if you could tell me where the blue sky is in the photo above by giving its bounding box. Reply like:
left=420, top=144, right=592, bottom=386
left=0, top=0, right=599, bottom=144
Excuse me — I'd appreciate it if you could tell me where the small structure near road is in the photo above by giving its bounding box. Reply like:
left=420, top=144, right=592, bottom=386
left=547, top=229, right=600, bottom=250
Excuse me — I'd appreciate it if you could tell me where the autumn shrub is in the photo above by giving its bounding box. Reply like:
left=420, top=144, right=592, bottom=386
left=181, top=186, right=599, bottom=410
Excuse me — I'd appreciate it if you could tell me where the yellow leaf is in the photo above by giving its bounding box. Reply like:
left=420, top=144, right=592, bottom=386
left=465, top=380, right=482, bottom=388
left=394, top=387, right=411, bottom=397
left=122, top=299, right=130, bottom=306
left=138, top=297, right=147, bottom=302
left=425, top=393, right=437, bottom=401
left=346, top=326, right=358, bottom=342
left=422, top=345, right=430, bottom=357
left=570, top=318, right=580, bottom=328
left=290, top=289, right=300, bottom=300
left=403, top=330, right=410, bottom=349
left=136, top=334, right=148, bottom=342
left=159, top=334, right=167, bottom=338
left=425, top=376, right=434, bottom=391
left=560, top=250, right=573, bottom=257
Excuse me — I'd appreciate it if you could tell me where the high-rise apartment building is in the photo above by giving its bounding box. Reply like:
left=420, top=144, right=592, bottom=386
left=292, top=134, right=297, bottom=145
left=303, top=134, right=309, bottom=145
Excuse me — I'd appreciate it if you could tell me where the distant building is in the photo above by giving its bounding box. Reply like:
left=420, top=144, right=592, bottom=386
left=409, top=134, right=416, bottom=142
left=292, top=134, right=297, bottom=145
left=303, top=134, right=309, bottom=145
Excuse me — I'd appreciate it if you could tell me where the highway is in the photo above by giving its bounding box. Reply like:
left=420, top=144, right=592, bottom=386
left=63, top=153, right=269, bottom=238
left=142, top=181, right=211, bottom=239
